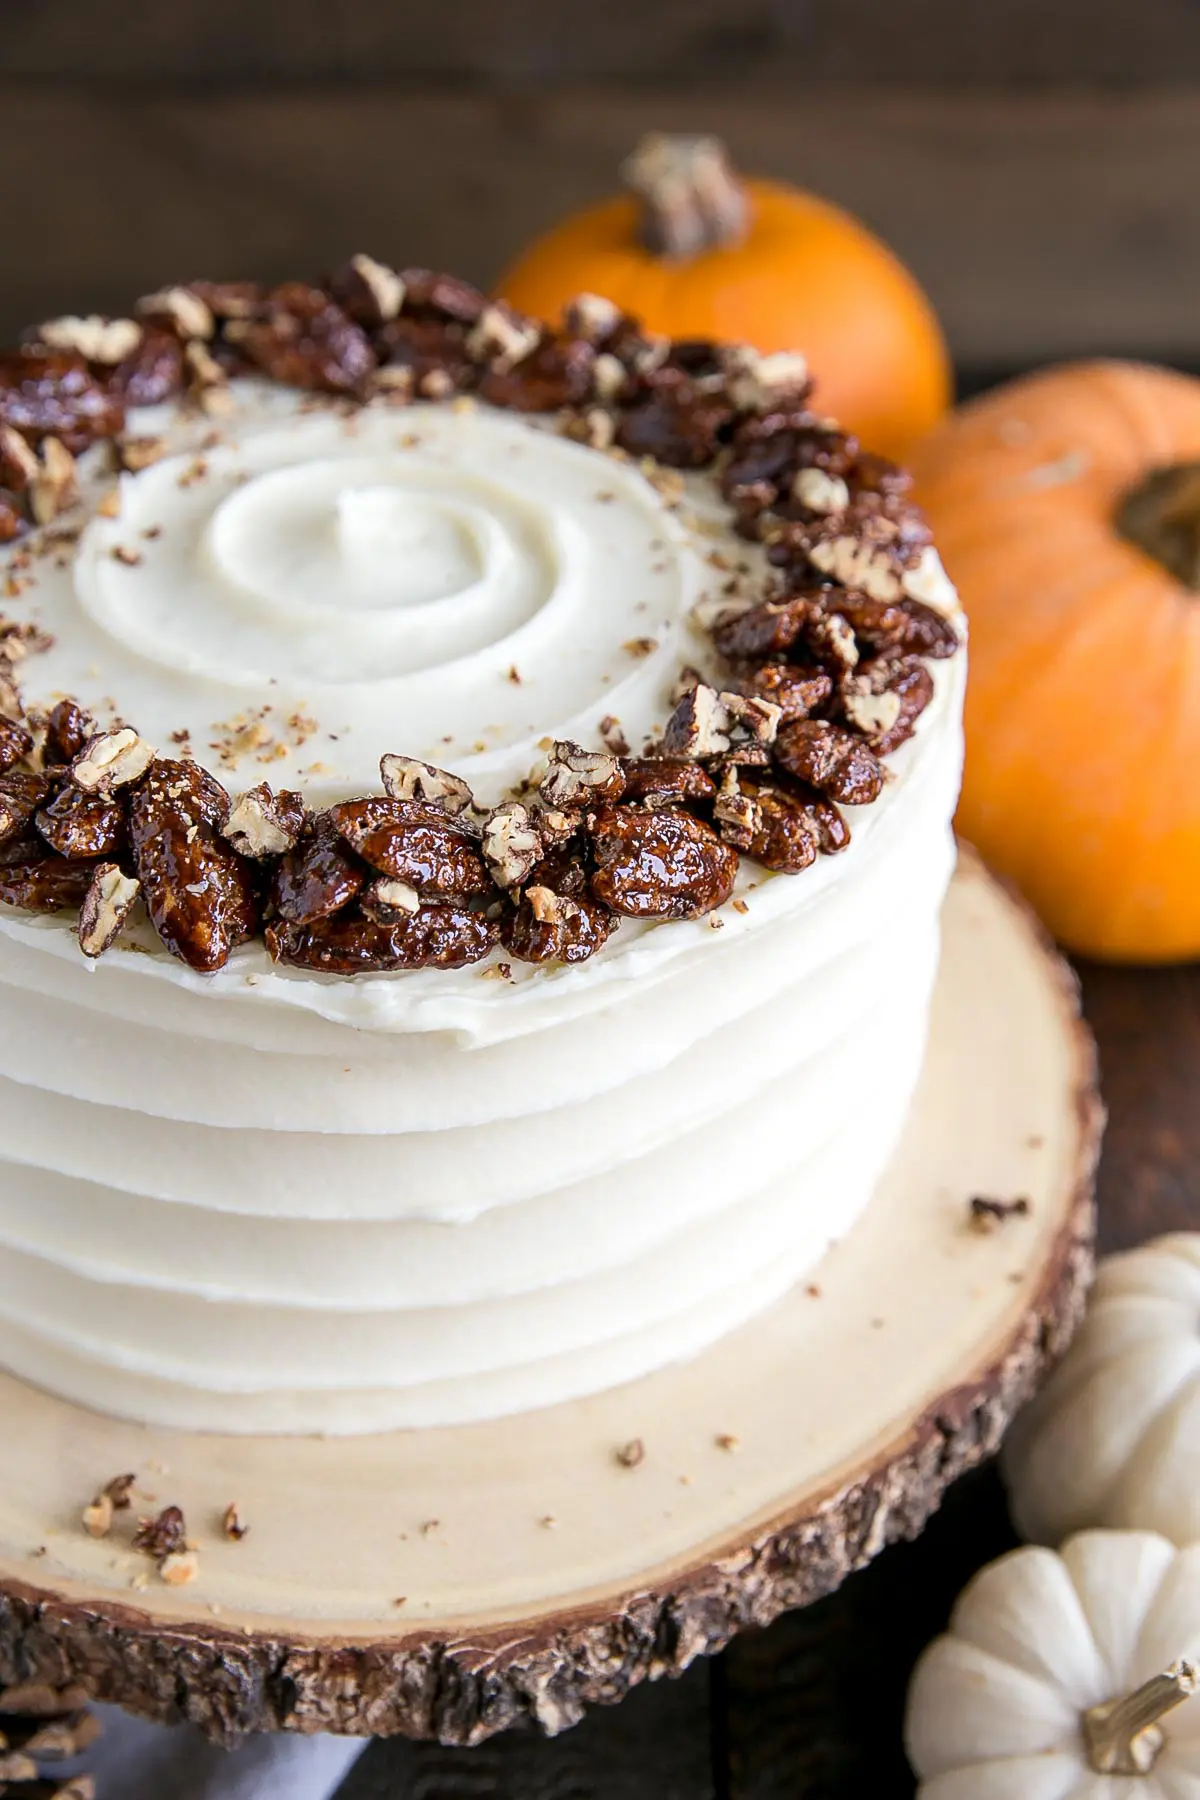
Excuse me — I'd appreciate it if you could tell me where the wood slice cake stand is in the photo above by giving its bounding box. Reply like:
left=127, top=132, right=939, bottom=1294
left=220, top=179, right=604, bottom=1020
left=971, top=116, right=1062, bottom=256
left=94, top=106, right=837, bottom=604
left=0, top=849, right=1101, bottom=1747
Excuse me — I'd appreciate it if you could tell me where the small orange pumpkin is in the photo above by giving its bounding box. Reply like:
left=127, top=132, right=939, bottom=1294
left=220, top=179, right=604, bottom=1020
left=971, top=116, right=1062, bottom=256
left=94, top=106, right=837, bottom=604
left=496, top=133, right=950, bottom=463
left=910, top=359, right=1200, bottom=962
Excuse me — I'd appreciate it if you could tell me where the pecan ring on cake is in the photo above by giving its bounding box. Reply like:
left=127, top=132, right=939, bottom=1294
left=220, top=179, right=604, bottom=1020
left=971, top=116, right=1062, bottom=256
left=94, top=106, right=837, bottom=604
left=0, top=261, right=962, bottom=977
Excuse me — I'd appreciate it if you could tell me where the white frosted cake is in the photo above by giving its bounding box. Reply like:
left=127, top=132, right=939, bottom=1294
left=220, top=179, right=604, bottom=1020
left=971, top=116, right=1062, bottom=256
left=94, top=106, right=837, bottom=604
left=0, top=265, right=964, bottom=1433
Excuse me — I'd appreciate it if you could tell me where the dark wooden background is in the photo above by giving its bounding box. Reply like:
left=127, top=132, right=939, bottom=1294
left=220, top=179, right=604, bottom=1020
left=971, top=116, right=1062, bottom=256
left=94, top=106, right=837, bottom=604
left=6, top=2, right=1200, bottom=1791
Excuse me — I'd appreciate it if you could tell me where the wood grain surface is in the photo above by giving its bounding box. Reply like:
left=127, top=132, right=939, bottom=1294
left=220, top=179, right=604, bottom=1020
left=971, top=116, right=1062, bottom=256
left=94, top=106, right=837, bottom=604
left=335, top=959, right=1200, bottom=1796
left=3, top=0, right=1199, bottom=83
left=4, top=84, right=1200, bottom=366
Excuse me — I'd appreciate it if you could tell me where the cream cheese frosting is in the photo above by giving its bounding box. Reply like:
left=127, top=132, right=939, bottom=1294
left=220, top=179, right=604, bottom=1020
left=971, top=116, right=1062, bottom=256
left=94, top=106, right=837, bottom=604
left=0, top=378, right=965, bottom=1433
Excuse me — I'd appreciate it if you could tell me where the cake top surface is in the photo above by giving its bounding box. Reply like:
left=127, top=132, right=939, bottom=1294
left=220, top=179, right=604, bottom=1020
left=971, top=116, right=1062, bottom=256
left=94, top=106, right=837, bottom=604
left=0, top=261, right=963, bottom=1006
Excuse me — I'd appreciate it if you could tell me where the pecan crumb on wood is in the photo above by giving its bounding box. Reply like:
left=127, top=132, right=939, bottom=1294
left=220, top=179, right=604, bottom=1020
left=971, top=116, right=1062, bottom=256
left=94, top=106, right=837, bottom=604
left=969, top=1194, right=1032, bottom=1233
left=615, top=1438, right=645, bottom=1468
left=221, top=1502, right=248, bottom=1541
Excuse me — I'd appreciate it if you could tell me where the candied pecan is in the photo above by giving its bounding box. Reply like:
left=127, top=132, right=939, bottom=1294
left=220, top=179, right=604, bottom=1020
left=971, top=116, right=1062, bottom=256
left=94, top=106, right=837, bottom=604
left=0, top=714, right=33, bottom=774
left=589, top=805, right=739, bottom=919
left=481, top=801, right=542, bottom=889
left=330, top=797, right=493, bottom=901
left=773, top=719, right=884, bottom=805
left=730, top=776, right=827, bottom=873
left=107, top=328, right=185, bottom=407
left=267, top=904, right=497, bottom=973
left=43, top=694, right=94, bottom=766
left=374, top=317, right=475, bottom=397
left=0, top=352, right=124, bottom=452
left=820, top=589, right=913, bottom=654
left=618, top=757, right=715, bottom=806
left=229, top=283, right=375, bottom=395
left=540, top=741, right=625, bottom=809
left=379, top=753, right=475, bottom=817
left=35, top=784, right=124, bottom=858
left=479, top=336, right=595, bottom=411
left=360, top=875, right=420, bottom=922
left=132, top=1504, right=187, bottom=1562
left=0, top=770, right=50, bottom=845
left=128, top=760, right=258, bottom=971
left=77, top=862, right=140, bottom=956
left=188, top=279, right=264, bottom=323
left=616, top=393, right=731, bottom=468
left=466, top=303, right=541, bottom=373
left=223, top=784, right=307, bottom=858
left=645, top=338, right=730, bottom=395
left=712, top=592, right=820, bottom=662
left=740, top=663, right=833, bottom=722
left=842, top=659, right=934, bottom=754
left=329, top=253, right=405, bottom=326
left=398, top=268, right=487, bottom=324
left=896, top=598, right=961, bottom=660
left=0, top=845, right=94, bottom=912
left=71, top=727, right=156, bottom=795
left=503, top=878, right=616, bottom=965
left=270, top=815, right=366, bottom=925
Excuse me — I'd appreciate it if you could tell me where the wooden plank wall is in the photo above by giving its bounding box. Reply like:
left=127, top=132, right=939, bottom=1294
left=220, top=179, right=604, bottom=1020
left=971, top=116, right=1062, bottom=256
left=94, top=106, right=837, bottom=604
left=4, top=0, right=1200, bottom=368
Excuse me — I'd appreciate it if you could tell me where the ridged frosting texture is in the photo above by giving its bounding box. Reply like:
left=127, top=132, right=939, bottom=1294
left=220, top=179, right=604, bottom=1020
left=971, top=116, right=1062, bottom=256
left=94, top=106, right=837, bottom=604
left=0, top=383, right=965, bottom=1432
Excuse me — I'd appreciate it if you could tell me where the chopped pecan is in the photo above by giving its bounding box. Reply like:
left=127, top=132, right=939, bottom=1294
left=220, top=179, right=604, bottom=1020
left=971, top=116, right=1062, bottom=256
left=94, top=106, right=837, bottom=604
left=117, top=433, right=168, bottom=472
left=659, top=685, right=733, bottom=759
left=842, top=658, right=935, bottom=753
left=739, top=664, right=833, bottom=722
left=330, top=253, right=406, bottom=325
left=269, top=815, right=366, bottom=925
left=132, top=1504, right=187, bottom=1562
left=29, top=436, right=78, bottom=526
left=0, top=770, right=51, bottom=844
left=618, top=757, right=715, bottom=806
left=712, top=765, right=760, bottom=851
left=616, top=393, right=731, bottom=468
left=228, top=283, right=375, bottom=394
left=330, top=797, right=493, bottom=901
left=563, top=292, right=624, bottom=342
left=773, top=720, right=884, bottom=805
left=77, top=862, right=140, bottom=956
left=0, top=844, right=94, bottom=912
left=540, top=741, right=625, bottom=809
left=267, top=904, right=497, bottom=972
left=35, top=315, right=142, bottom=364
left=465, top=303, right=541, bottom=373
left=379, top=753, right=475, bottom=816
left=0, top=715, right=33, bottom=774
left=727, top=347, right=811, bottom=413
left=71, top=727, right=156, bottom=795
left=479, top=336, right=595, bottom=411
left=360, top=875, right=420, bottom=922
left=187, top=279, right=264, bottom=322
left=35, top=784, right=124, bottom=858
left=223, top=784, right=306, bottom=858
left=128, top=760, right=258, bottom=971
left=721, top=691, right=782, bottom=744
left=589, top=805, right=739, bottom=918
left=792, top=466, right=850, bottom=514
left=0, top=422, right=38, bottom=492
left=0, top=352, right=124, bottom=452
left=137, top=285, right=216, bottom=340
left=481, top=800, right=542, bottom=889
left=0, top=492, right=27, bottom=543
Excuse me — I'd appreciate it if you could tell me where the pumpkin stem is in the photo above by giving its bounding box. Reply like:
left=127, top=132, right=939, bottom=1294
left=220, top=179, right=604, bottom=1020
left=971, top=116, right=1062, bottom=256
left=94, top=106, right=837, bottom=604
left=1082, top=1660, right=1197, bottom=1775
left=622, top=133, right=749, bottom=262
left=1117, top=461, right=1200, bottom=590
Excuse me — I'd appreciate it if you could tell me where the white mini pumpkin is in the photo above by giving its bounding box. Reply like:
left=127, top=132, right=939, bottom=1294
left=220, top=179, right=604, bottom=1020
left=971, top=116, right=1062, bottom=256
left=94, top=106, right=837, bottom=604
left=906, top=1530, right=1200, bottom=1798
left=1002, top=1233, right=1200, bottom=1546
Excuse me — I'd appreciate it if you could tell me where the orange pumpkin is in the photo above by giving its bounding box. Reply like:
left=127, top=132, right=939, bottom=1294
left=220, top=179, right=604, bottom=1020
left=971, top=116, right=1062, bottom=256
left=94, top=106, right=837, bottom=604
left=910, top=359, right=1200, bottom=962
left=496, top=133, right=950, bottom=464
